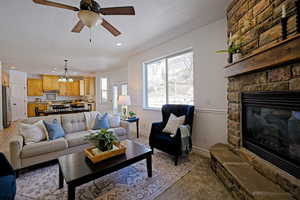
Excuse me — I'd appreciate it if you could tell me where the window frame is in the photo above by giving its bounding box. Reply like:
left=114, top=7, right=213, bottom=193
left=100, top=77, right=108, bottom=104
left=143, top=49, right=194, bottom=110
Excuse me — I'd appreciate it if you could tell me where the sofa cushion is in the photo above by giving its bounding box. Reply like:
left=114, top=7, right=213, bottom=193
left=93, top=113, right=110, bottom=130
left=108, top=114, right=121, bottom=128
left=62, top=113, right=87, bottom=134
left=21, top=138, right=67, bottom=158
left=44, top=119, right=65, bottom=140
left=19, top=120, right=49, bottom=144
left=108, top=127, right=126, bottom=137
left=65, top=131, right=90, bottom=147
left=22, top=115, right=62, bottom=126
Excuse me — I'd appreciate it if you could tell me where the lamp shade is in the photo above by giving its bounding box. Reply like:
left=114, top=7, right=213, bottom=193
left=118, top=95, right=131, bottom=105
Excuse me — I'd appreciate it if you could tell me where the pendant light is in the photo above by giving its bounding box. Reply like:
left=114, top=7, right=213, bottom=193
left=58, top=60, right=74, bottom=82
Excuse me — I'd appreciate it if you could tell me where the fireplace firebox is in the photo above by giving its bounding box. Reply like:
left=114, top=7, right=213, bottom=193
left=242, top=91, right=300, bottom=179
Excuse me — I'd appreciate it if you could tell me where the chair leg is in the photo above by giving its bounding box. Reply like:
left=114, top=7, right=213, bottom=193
left=151, top=147, right=154, bottom=154
left=174, top=155, right=179, bottom=166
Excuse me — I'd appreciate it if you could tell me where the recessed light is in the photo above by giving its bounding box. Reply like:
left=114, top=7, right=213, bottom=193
left=116, top=42, right=122, bottom=47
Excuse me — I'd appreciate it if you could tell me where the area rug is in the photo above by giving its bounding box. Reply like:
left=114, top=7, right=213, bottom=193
left=16, top=145, right=197, bottom=200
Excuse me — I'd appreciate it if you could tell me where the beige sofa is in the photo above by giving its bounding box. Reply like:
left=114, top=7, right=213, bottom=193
left=10, top=112, right=131, bottom=170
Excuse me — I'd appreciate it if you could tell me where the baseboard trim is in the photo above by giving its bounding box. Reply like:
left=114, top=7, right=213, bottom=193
left=192, top=145, right=210, bottom=158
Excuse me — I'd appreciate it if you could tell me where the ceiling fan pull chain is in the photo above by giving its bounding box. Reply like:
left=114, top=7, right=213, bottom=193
left=89, top=28, right=92, bottom=44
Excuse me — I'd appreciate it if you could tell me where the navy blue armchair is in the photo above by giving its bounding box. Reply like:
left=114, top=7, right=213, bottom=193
left=0, top=152, right=16, bottom=200
left=149, top=104, right=195, bottom=165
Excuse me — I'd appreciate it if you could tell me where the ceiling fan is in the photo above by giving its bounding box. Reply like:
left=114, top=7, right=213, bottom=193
left=32, top=0, right=135, bottom=37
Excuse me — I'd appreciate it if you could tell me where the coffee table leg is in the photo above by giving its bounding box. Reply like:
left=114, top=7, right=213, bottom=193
left=146, top=155, right=152, bottom=177
left=59, top=165, right=64, bottom=189
left=68, top=184, right=75, bottom=200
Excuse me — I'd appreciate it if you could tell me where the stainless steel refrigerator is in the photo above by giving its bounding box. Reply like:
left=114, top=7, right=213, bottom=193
left=2, top=85, right=11, bottom=128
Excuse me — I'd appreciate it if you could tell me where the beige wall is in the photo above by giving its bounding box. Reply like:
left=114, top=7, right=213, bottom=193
left=96, top=67, right=128, bottom=113
left=0, top=61, right=3, bottom=130
left=127, top=19, right=228, bottom=152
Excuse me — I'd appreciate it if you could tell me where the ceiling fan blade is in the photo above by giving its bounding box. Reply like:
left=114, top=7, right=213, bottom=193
left=71, top=21, right=85, bottom=33
left=101, top=19, right=121, bottom=36
left=100, top=6, right=135, bottom=15
left=32, top=0, right=79, bottom=11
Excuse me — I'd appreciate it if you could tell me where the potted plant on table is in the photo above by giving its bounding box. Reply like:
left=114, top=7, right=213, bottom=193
left=85, top=129, right=118, bottom=152
left=128, top=111, right=136, bottom=119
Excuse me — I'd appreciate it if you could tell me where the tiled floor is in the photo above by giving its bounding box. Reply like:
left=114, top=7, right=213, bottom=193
left=0, top=123, right=233, bottom=200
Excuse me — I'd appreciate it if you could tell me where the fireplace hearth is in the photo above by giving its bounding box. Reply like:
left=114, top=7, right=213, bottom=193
left=242, top=91, right=300, bottom=179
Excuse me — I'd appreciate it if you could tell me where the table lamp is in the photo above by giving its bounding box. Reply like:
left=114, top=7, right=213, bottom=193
left=118, top=95, right=131, bottom=119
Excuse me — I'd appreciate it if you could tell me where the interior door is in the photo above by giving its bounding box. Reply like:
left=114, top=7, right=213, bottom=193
left=9, top=70, right=27, bottom=121
left=10, top=84, right=27, bottom=121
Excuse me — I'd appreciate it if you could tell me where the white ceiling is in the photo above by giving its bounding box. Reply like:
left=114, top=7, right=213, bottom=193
left=0, top=0, right=230, bottom=75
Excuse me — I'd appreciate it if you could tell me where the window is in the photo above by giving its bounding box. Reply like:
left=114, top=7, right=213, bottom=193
left=121, top=84, right=128, bottom=96
left=101, top=78, right=108, bottom=103
left=144, top=50, right=194, bottom=109
left=112, top=86, right=118, bottom=113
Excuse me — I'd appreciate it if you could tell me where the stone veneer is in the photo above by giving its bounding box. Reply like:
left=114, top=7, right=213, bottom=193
left=227, top=0, right=297, bottom=56
left=210, top=0, right=300, bottom=199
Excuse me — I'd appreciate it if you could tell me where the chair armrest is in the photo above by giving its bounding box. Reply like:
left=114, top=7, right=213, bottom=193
left=149, top=122, right=164, bottom=146
left=0, top=153, right=14, bottom=176
left=120, top=121, right=131, bottom=139
left=9, top=136, right=24, bottom=170
left=150, top=122, right=164, bottom=133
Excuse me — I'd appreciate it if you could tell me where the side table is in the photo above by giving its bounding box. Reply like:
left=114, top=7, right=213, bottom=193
left=124, top=117, right=140, bottom=138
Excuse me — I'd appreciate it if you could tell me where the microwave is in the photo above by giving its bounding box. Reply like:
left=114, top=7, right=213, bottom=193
left=46, top=93, right=57, bottom=100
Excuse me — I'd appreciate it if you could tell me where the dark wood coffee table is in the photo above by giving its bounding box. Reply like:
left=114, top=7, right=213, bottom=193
left=58, top=140, right=152, bottom=200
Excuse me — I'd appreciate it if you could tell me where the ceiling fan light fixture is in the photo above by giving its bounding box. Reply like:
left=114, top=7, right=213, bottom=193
left=78, top=10, right=102, bottom=28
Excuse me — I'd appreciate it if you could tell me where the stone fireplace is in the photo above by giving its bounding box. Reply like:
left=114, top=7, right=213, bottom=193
left=210, top=0, right=300, bottom=199
left=242, top=91, right=300, bottom=179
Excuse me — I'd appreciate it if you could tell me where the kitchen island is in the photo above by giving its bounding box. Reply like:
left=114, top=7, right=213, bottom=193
left=37, top=107, right=90, bottom=116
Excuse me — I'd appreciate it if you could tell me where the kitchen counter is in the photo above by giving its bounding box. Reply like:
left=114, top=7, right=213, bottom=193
left=38, top=107, right=90, bottom=116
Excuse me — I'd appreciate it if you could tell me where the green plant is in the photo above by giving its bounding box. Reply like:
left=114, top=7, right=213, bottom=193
left=216, top=43, right=241, bottom=54
left=128, top=111, right=136, bottom=118
left=85, top=129, right=118, bottom=151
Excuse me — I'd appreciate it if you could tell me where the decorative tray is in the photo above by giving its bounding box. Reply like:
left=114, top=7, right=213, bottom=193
left=84, top=142, right=126, bottom=164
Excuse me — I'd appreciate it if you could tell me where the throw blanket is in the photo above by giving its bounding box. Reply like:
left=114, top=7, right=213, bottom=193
left=84, top=111, right=100, bottom=130
left=171, top=125, right=191, bottom=154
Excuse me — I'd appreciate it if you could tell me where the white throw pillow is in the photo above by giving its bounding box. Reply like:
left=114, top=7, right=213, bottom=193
left=108, top=114, right=121, bottom=128
left=163, top=113, right=186, bottom=135
left=19, top=120, right=49, bottom=145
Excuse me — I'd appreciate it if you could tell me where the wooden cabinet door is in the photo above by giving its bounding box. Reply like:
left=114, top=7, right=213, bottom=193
left=59, top=82, right=67, bottom=96
left=27, top=103, right=36, bottom=117
left=73, top=80, right=80, bottom=96
left=84, top=77, right=95, bottom=96
left=84, top=78, right=90, bottom=96
left=28, top=79, right=43, bottom=96
left=90, top=77, right=95, bottom=96
left=43, top=75, right=59, bottom=91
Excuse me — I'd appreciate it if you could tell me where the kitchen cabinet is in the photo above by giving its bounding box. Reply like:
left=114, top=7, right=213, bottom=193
left=27, top=103, right=36, bottom=117
left=84, top=77, right=95, bottom=96
left=42, top=75, right=59, bottom=91
left=71, top=80, right=80, bottom=96
left=27, top=79, right=43, bottom=96
left=27, top=103, right=48, bottom=117
left=59, top=81, right=80, bottom=96
left=2, top=71, right=9, bottom=87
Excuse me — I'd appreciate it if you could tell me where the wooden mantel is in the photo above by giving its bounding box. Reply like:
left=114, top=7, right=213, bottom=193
left=225, top=33, right=300, bottom=77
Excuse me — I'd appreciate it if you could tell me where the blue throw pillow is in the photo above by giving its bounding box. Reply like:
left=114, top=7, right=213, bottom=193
left=44, top=119, right=65, bottom=140
left=93, top=113, right=110, bottom=130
